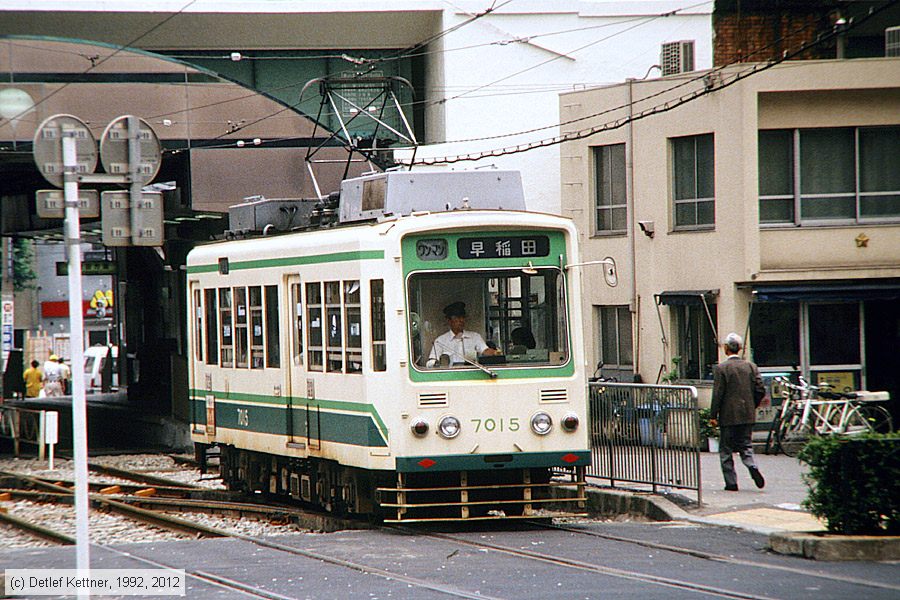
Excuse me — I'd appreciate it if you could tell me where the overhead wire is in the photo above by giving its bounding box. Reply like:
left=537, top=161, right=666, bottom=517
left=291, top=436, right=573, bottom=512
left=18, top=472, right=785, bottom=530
left=403, top=0, right=899, bottom=165
left=2, top=0, right=202, bottom=124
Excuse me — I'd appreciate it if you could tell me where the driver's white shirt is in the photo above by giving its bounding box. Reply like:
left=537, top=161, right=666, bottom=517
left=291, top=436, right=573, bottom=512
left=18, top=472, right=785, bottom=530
left=428, top=330, right=490, bottom=366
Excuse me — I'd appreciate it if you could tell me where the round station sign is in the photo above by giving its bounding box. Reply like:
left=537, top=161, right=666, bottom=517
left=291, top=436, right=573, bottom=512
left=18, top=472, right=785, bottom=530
left=99, top=115, right=162, bottom=186
left=33, top=114, right=98, bottom=188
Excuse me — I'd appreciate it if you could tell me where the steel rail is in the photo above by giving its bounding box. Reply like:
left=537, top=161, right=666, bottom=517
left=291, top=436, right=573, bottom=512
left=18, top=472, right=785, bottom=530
left=535, top=521, right=900, bottom=593
left=393, top=526, right=781, bottom=600
left=86, top=462, right=204, bottom=488
left=0, top=510, right=75, bottom=545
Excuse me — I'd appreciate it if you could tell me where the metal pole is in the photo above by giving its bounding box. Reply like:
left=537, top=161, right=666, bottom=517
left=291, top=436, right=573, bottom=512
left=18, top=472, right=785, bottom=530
left=62, top=132, right=91, bottom=579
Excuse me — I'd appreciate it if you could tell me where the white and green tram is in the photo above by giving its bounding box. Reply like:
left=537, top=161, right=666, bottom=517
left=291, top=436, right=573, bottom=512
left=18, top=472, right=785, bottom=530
left=187, top=171, right=590, bottom=522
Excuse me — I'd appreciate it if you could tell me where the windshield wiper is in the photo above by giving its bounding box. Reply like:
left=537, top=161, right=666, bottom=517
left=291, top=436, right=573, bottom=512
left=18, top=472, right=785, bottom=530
left=432, top=340, right=498, bottom=379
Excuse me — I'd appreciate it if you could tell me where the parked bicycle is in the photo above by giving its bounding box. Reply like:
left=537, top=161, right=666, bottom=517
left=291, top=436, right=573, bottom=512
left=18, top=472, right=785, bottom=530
left=766, top=376, right=893, bottom=457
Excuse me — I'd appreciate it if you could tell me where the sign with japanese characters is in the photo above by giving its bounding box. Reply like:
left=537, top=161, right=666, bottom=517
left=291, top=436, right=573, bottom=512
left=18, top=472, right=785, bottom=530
left=457, top=236, right=550, bottom=260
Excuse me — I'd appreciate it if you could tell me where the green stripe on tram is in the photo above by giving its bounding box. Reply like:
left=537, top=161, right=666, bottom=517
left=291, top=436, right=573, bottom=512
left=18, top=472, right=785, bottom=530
left=187, top=250, right=384, bottom=274
left=188, top=390, right=389, bottom=447
left=396, top=450, right=591, bottom=473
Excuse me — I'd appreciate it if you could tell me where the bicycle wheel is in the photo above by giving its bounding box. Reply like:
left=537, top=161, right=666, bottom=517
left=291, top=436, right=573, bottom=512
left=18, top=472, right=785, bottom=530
left=764, top=414, right=780, bottom=455
left=846, top=405, right=894, bottom=434
left=775, top=408, right=808, bottom=457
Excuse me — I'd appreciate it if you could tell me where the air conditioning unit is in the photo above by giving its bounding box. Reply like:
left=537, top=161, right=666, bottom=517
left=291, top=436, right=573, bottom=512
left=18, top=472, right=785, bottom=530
left=887, top=26, right=900, bottom=57
left=661, top=40, right=695, bottom=76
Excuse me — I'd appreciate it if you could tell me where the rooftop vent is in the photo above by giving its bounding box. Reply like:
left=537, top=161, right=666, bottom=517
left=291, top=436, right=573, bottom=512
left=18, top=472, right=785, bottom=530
left=661, top=40, right=695, bottom=76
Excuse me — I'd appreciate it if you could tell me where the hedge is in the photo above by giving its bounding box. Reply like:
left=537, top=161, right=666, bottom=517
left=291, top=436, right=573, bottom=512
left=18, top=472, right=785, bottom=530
left=799, top=433, right=900, bottom=535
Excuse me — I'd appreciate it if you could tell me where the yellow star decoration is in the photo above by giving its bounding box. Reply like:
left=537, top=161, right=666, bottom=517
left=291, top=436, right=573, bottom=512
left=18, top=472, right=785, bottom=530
left=855, top=233, right=869, bottom=248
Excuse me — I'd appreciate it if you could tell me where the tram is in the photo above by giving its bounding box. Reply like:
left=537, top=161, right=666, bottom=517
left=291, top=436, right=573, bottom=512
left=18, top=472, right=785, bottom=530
left=186, top=170, right=590, bottom=522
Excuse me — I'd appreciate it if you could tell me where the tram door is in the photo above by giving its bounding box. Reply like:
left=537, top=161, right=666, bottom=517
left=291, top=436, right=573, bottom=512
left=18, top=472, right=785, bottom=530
left=286, top=276, right=304, bottom=448
left=286, top=275, right=322, bottom=450
left=189, top=282, right=203, bottom=430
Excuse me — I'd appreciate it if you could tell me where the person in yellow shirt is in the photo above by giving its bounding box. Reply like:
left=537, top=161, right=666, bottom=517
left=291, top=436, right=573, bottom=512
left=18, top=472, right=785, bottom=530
left=23, top=360, right=44, bottom=398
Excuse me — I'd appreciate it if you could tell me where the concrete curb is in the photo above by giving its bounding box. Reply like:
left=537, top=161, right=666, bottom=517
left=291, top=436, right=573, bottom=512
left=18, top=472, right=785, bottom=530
left=769, top=531, right=900, bottom=561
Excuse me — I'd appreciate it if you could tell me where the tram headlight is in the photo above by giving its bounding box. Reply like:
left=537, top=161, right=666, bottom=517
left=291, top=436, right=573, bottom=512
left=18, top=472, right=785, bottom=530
left=438, top=415, right=461, bottom=439
left=410, top=418, right=429, bottom=437
left=530, top=412, right=553, bottom=435
left=561, top=413, right=579, bottom=432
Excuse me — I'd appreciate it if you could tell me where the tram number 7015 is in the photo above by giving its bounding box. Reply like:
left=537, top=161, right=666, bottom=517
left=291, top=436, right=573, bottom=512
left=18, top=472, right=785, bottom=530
left=237, top=408, right=250, bottom=427
left=471, top=417, right=519, bottom=433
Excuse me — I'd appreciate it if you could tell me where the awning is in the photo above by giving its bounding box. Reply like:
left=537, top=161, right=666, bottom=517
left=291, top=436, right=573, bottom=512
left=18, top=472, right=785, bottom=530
left=654, top=290, right=719, bottom=306
left=752, top=281, right=900, bottom=303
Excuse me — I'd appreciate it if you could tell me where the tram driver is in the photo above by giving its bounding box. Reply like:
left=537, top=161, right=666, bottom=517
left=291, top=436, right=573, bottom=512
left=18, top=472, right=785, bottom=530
left=426, top=302, right=499, bottom=367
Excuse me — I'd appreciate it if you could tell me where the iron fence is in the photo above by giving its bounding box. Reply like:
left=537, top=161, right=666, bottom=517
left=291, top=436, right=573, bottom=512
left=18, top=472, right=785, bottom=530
left=587, top=381, right=702, bottom=504
left=0, top=405, right=50, bottom=459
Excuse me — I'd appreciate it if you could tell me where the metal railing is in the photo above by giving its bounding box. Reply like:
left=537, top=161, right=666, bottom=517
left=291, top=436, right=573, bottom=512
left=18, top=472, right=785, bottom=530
left=587, top=381, right=702, bottom=504
left=0, top=406, right=52, bottom=459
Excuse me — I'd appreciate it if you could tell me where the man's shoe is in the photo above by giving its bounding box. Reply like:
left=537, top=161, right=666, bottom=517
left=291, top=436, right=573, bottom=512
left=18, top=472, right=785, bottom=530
left=749, top=467, right=765, bottom=489
left=724, top=484, right=738, bottom=491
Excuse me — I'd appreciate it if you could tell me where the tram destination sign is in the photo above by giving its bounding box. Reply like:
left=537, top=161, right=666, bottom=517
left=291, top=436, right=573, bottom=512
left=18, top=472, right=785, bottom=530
left=457, top=235, right=550, bottom=260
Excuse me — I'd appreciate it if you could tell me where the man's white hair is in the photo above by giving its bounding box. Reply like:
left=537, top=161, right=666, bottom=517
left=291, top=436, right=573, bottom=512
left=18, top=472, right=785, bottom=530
left=724, top=332, right=743, bottom=352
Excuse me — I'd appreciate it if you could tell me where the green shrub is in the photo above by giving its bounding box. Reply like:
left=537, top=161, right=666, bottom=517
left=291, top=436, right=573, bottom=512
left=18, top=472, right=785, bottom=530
left=799, top=433, right=900, bottom=535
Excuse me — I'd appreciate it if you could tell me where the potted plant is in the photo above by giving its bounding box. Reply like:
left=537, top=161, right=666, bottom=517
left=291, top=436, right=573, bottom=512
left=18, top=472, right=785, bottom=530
left=698, top=408, right=720, bottom=452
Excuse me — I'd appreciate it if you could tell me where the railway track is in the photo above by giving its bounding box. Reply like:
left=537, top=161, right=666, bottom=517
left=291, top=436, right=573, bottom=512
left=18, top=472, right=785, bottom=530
left=2, top=461, right=895, bottom=600
left=531, top=521, right=900, bottom=594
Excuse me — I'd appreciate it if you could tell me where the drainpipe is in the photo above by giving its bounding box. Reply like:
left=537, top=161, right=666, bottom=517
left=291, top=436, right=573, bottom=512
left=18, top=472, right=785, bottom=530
left=627, top=78, right=640, bottom=376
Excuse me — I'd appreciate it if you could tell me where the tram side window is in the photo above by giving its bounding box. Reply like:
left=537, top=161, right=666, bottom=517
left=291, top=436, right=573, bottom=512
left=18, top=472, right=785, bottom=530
left=371, top=279, right=386, bottom=372
left=235, top=287, right=249, bottom=368
left=193, top=289, right=203, bottom=362
left=265, top=285, right=280, bottom=368
left=325, top=282, right=343, bottom=373
left=306, top=282, right=324, bottom=371
left=249, top=286, right=264, bottom=369
left=344, top=281, right=362, bottom=374
left=291, top=282, right=304, bottom=366
left=205, top=289, right=218, bottom=366
left=219, top=288, right=233, bottom=367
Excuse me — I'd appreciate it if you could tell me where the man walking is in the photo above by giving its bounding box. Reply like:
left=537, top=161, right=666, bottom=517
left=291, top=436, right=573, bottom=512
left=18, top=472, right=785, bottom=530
left=710, top=332, right=766, bottom=491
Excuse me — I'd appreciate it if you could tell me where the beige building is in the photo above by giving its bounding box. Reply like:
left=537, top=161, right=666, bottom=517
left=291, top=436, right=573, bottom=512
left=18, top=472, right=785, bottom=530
left=560, top=58, right=900, bottom=408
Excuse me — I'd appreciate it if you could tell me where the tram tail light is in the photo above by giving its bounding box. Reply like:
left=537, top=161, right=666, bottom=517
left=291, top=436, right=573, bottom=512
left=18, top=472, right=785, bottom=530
left=410, top=418, right=429, bottom=437
left=561, top=413, right=580, bottom=432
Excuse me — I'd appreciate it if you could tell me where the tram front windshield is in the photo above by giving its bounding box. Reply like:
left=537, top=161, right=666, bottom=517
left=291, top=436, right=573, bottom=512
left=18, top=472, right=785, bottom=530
left=407, top=268, right=569, bottom=370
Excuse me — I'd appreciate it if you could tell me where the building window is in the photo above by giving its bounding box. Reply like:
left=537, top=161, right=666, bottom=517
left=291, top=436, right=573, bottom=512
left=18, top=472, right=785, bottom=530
left=596, top=305, right=633, bottom=367
left=672, top=133, right=715, bottom=229
left=748, top=303, right=799, bottom=368
left=593, top=144, right=627, bottom=233
left=750, top=301, right=864, bottom=391
left=759, top=126, right=900, bottom=225
left=672, top=303, right=718, bottom=380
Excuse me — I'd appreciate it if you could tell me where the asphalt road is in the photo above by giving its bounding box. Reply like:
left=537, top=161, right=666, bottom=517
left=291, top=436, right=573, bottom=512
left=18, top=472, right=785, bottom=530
left=2, top=520, right=898, bottom=600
